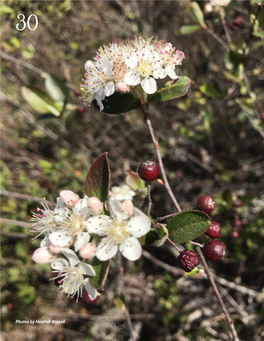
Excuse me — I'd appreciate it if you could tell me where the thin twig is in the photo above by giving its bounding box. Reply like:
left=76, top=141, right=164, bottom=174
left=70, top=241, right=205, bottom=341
left=0, top=190, right=54, bottom=206
left=143, top=112, right=181, bottom=212
left=167, top=237, right=182, bottom=254
left=147, top=183, right=152, bottom=217
left=156, top=212, right=179, bottom=221
left=205, top=27, right=229, bottom=51
left=0, top=219, right=31, bottom=228
left=196, top=247, right=240, bottom=341
left=189, top=240, right=204, bottom=248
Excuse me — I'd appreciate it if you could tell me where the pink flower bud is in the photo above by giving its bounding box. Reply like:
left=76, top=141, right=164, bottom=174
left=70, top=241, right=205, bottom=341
left=32, top=247, right=56, bottom=264
left=116, top=82, right=129, bottom=93
left=79, top=243, right=97, bottom=259
left=87, top=197, right=103, bottom=215
left=60, top=190, right=79, bottom=207
left=49, top=244, right=63, bottom=254
left=122, top=200, right=134, bottom=217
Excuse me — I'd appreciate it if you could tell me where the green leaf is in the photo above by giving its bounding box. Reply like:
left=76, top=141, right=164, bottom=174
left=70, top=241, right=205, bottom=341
left=138, top=228, right=159, bottom=245
left=180, top=25, right=201, bottom=35
left=93, top=92, right=140, bottom=114
left=125, top=170, right=145, bottom=192
left=222, top=188, right=233, bottom=208
left=236, top=98, right=254, bottom=115
left=167, top=210, right=211, bottom=243
left=37, top=113, right=58, bottom=122
left=89, top=257, right=110, bottom=290
left=152, top=224, right=169, bottom=247
left=223, top=71, right=242, bottom=83
left=199, top=84, right=226, bottom=99
left=45, top=75, right=70, bottom=102
left=224, top=50, right=242, bottom=71
left=148, top=76, right=193, bottom=102
left=224, top=1, right=235, bottom=14
left=21, top=86, right=62, bottom=116
left=186, top=2, right=207, bottom=28
left=0, top=5, right=15, bottom=14
left=229, top=37, right=246, bottom=54
left=83, top=152, right=110, bottom=203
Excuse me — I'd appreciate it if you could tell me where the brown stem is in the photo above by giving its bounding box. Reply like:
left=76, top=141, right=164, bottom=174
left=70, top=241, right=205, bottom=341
left=196, top=247, right=240, bottom=341
left=143, top=113, right=181, bottom=213
left=147, top=183, right=152, bottom=217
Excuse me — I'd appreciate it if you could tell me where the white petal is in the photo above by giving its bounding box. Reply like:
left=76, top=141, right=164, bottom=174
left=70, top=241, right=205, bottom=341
left=95, top=87, right=105, bottom=111
left=96, top=237, right=118, bottom=261
left=78, top=262, right=96, bottom=276
left=141, top=77, right=157, bottom=94
left=153, top=67, right=167, bottom=79
left=126, top=215, right=151, bottom=238
left=62, top=248, right=80, bottom=267
left=54, top=197, right=64, bottom=212
left=83, top=278, right=97, bottom=300
left=86, top=215, right=112, bottom=235
left=119, top=237, right=142, bottom=261
left=100, top=57, right=112, bottom=77
left=49, top=230, right=73, bottom=247
left=165, top=65, right=178, bottom=80
left=109, top=198, right=126, bottom=222
left=104, top=81, right=115, bottom=97
left=51, top=258, right=68, bottom=271
left=84, top=60, right=94, bottom=72
left=40, top=233, right=50, bottom=247
left=125, top=54, right=138, bottom=68
left=73, top=197, right=91, bottom=219
left=74, top=232, right=90, bottom=252
left=124, top=70, right=140, bottom=86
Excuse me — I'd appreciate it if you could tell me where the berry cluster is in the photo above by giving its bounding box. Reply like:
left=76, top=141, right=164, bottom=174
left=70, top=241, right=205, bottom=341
left=177, top=195, right=227, bottom=272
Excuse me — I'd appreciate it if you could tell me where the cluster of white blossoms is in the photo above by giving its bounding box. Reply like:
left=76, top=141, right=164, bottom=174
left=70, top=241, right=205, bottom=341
left=31, top=190, right=151, bottom=301
left=80, top=37, right=184, bottom=110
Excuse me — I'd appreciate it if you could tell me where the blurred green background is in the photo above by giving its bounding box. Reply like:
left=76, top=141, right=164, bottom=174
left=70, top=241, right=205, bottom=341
left=1, top=1, right=264, bottom=340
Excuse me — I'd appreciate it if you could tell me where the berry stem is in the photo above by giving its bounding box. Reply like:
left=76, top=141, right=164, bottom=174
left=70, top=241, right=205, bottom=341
left=147, top=183, right=152, bottom=217
left=196, top=247, right=241, bottom=341
left=167, top=237, right=182, bottom=254
left=143, top=111, right=182, bottom=213
left=189, top=240, right=204, bottom=248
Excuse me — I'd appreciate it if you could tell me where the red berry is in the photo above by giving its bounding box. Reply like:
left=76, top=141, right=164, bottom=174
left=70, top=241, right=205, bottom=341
left=233, top=218, right=242, bottom=228
left=231, top=230, right=239, bottom=239
left=178, top=250, right=200, bottom=272
left=138, top=160, right=159, bottom=182
left=197, top=195, right=215, bottom=214
left=78, top=107, right=84, bottom=113
left=203, top=240, right=226, bottom=262
left=205, top=221, right=221, bottom=239
left=233, top=199, right=243, bottom=208
left=83, top=290, right=98, bottom=304
left=234, top=16, right=242, bottom=26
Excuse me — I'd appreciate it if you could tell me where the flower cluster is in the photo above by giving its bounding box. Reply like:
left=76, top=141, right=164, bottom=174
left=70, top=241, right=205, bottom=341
left=31, top=190, right=151, bottom=301
left=80, top=37, right=184, bottom=110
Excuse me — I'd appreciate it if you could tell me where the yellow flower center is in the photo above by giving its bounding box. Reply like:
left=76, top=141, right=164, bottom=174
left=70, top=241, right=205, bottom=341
left=108, top=221, right=130, bottom=245
left=137, top=60, right=152, bottom=77
left=70, top=214, right=85, bottom=235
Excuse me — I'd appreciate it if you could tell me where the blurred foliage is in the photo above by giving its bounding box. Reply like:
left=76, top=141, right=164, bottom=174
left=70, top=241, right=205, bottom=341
left=1, top=1, right=264, bottom=340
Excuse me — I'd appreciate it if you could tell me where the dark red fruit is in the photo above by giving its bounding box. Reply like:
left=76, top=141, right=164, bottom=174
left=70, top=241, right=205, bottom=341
left=138, top=160, right=159, bottom=182
left=203, top=240, right=226, bottom=262
left=197, top=195, right=215, bottom=214
left=231, top=230, right=239, bottom=239
left=178, top=250, right=200, bottom=272
left=234, top=16, right=242, bottom=26
left=205, top=221, right=221, bottom=239
left=233, top=199, right=243, bottom=208
left=82, top=290, right=98, bottom=304
left=233, top=218, right=242, bottom=228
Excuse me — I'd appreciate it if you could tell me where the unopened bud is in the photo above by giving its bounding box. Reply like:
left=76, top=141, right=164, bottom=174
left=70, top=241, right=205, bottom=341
left=32, top=247, right=56, bottom=264
left=116, top=82, right=129, bottom=93
left=87, top=197, right=103, bottom=215
left=79, top=243, right=97, bottom=259
left=60, top=190, right=79, bottom=207
left=83, top=290, right=98, bottom=304
left=49, top=244, right=64, bottom=254
left=122, top=200, right=134, bottom=217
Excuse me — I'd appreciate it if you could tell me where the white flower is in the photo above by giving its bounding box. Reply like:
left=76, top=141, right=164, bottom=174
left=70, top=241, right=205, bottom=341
left=51, top=248, right=97, bottom=302
left=30, top=198, right=68, bottom=239
left=109, top=184, right=136, bottom=201
left=82, top=57, right=115, bottom=111
left=210, top=0, right=230, bottom=7
left=48, top=196, right=92, bottom=252
left=124, top=45, right=166, bottom=94
left=154, top=42, right=184, bottom=80
left=87, top=198, right=151, bottom=261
